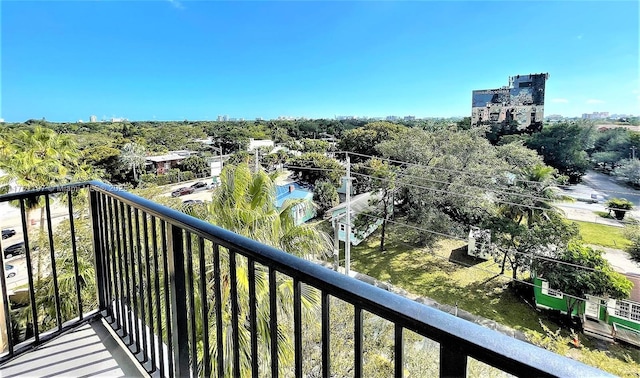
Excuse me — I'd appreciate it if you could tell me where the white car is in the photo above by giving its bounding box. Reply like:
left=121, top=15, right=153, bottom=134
left=5, top=264, right=17, bottom=279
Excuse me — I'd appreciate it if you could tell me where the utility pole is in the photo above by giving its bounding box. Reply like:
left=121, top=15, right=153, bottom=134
left=345, top=154, right=351, bottom=276
left=333, top=215, right=340, bottom=271
left=632, top=146, right=637, bottom=160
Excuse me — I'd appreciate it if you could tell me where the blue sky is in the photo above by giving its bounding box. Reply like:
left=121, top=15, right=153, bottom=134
left=2, top=1, right=638, bottom=122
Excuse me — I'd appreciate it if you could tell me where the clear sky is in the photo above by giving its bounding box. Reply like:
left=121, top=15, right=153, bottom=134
left=2, top=1, right=638, bottom=122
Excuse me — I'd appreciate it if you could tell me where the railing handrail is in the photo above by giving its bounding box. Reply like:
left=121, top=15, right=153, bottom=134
left=82, top=180, right=611, bottom=377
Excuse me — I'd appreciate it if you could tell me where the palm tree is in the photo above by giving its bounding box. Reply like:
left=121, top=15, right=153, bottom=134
left=119, top=142, right=147, bottom=182
left=200, top=163, right=331, bottom=375
left=0, top=127, right=88, bottom=279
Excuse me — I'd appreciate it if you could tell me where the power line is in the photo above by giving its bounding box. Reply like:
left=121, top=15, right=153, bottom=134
left=350, top=213, right=628, bottom=313
left=357, top=212, right=601, bottom=274
left=285, top=163, right=558, bottom=213
left=337, top=151, right=640, bottom=198
left=351, top=171, right=555, bottom=212
left=355, top=163, right=559, bottom=204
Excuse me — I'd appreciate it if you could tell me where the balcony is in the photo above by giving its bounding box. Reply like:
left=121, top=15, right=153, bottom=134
left=0, top=181, right=612, bottom=377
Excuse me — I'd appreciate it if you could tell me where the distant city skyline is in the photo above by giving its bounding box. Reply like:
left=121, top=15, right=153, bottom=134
left=2, top=1, right=638, bottom=123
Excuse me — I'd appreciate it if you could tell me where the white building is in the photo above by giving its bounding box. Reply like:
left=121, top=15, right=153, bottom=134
left=90, top=115, right=97, bottom=122
left=247, top=138, right=275, bottom=152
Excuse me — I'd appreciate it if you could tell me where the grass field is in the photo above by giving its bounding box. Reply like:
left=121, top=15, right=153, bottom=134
left=337, top=221, right=640, bottom=376
left=347, top=225, right=545, bottom=332
left=572, top=220, right=631, bottom=249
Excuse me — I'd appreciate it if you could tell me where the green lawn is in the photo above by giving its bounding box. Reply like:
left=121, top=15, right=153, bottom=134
left=572, top=220, right=631, bottom=249
left=339, top=222, right=640, bottom=376
left=346, top=225, right=545, bottom=332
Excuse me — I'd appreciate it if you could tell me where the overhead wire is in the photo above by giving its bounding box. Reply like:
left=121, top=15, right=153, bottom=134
left=336, top=150, right=640, bottom=198
left=347, top=212, right=629, bottom=314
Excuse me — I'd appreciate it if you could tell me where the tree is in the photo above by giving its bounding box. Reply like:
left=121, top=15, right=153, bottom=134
left=488, top=144, right=569, bottom=279
left=180, top=155, right=209, bottom=176
left=337, top=122, right=408, bottom=163
left=526, top=123, right=594, bottom=183
left=376, top=127, right=504, bottom=245
left=313, top=180, right=339, bottom=217
left=535, top=242, right=632, bottom=322
left=0, top=127, right=90, bottom=280
left=119, top=142, right=147, bottom=182
left=613, top=158, right=640, bottom=187
left=353, top=159, right=397, bottom=251
left=201, top=163, right=331, bottom=375
left=286, top=153, right=344, bottom=187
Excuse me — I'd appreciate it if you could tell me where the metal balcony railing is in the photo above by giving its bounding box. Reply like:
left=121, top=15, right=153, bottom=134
left=0, top=181, right=613, bottom=377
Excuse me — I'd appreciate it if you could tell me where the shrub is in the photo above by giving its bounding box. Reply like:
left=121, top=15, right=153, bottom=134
left=606, top=198, right=634, bottom=220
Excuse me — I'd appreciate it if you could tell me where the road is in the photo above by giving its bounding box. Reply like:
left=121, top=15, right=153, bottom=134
left=556, top=170, right=640, bottom=280
left=557, top=170, right=640, bottom=222
left=581, top=170, right=640, bottom=217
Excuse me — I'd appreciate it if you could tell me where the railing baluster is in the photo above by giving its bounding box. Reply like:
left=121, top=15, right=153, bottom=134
left=197, top=237, right=210, bottom=378
left=115, top=199, right=126, bottom=333
left=294, top=278, right=302, bottom=377
left=0, top=232, right=13, bottom=355
left=120, top=202, right=133, bottom=342
left=109, top=196, right=123, bottom=330
left=67, top=191, right=83, bottom=319
left=440, top=344, right=467, bottom=378
left=248, top=258, right=258, bottom=378
left=354, top=305, right=363, bottom=378
left=127, top=205, right=140, bottom=351
left=45, top=194, right=62, bottom=330
left=98, top=192, right=113, bottom=318
left=89, top=190, right=109, bottom=320
left=229, top=249, right=240, bottom=378
left=161, top=221, right=174, bottom=377
left=321, top=292, right=330, bottom=378
left=19, top=198, right=39, bottom=343
left=394, top=324, right=403, bottom=378
left=151, top=216, right=164, bottom=377
left=269, top=267, right=278, bottom=377
left=185, top=232, right=197, bottom=374
left=213, top=244, right=224, bottom=378
left=142, top=211, right=153, bottom=366
left=166, top=224, right=189, bottom=378
left=134, top=208, right=148, bottom=361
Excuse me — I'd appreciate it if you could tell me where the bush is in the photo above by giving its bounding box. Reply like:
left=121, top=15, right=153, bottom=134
left=606, top=198, right=634, bottom=220
left=624, top=223, right=640, bottom=263
left=140, top=170, right=195, bottom=186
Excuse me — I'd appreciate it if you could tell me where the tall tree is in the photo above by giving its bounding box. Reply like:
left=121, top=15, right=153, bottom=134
left=0, top=126, right=89, bottom=280
left=119, top=142, right=147, bottom=182
left=376, top=127, right=503, bottom=245
left=526, top=123, right=594, bottom=183
left=353, top=158, right=397, bottom=251
left=286, top=153, right=345, bottom=186
left=202, top=163, right=331, bottom=375
left=337, top=121, right=408, bottom=163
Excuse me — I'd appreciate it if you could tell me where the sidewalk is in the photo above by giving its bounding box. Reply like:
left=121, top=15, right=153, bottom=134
left=555, top=203, right=626, bottom=228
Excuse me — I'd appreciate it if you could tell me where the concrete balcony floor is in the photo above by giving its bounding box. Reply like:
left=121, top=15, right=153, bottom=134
left=0, top=319, right=145, bottom=378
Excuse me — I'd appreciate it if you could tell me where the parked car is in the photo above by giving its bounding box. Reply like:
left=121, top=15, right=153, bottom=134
left=3, top=242, right=26, bottom=259
left=2, top=229, right=16, bottom=239
left=5, top=264, right=17, bottom=278
left=171, top=187, right=194, bottom=197
left=182, top=199, right=204, bottom=205
left=190, top=182, right=211, bottom=192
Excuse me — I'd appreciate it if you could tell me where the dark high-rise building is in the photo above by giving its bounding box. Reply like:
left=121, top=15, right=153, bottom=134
left=471, top=73, right=549, bottom=135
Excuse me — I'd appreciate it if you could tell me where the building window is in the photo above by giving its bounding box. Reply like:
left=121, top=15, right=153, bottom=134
left=615, top=300, right=640, bottom=322
left=615, top=301, right=630, bottom=319
left=540, top=280, right=563, bottom=299
left=339, top=224, right=345, bottom=232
